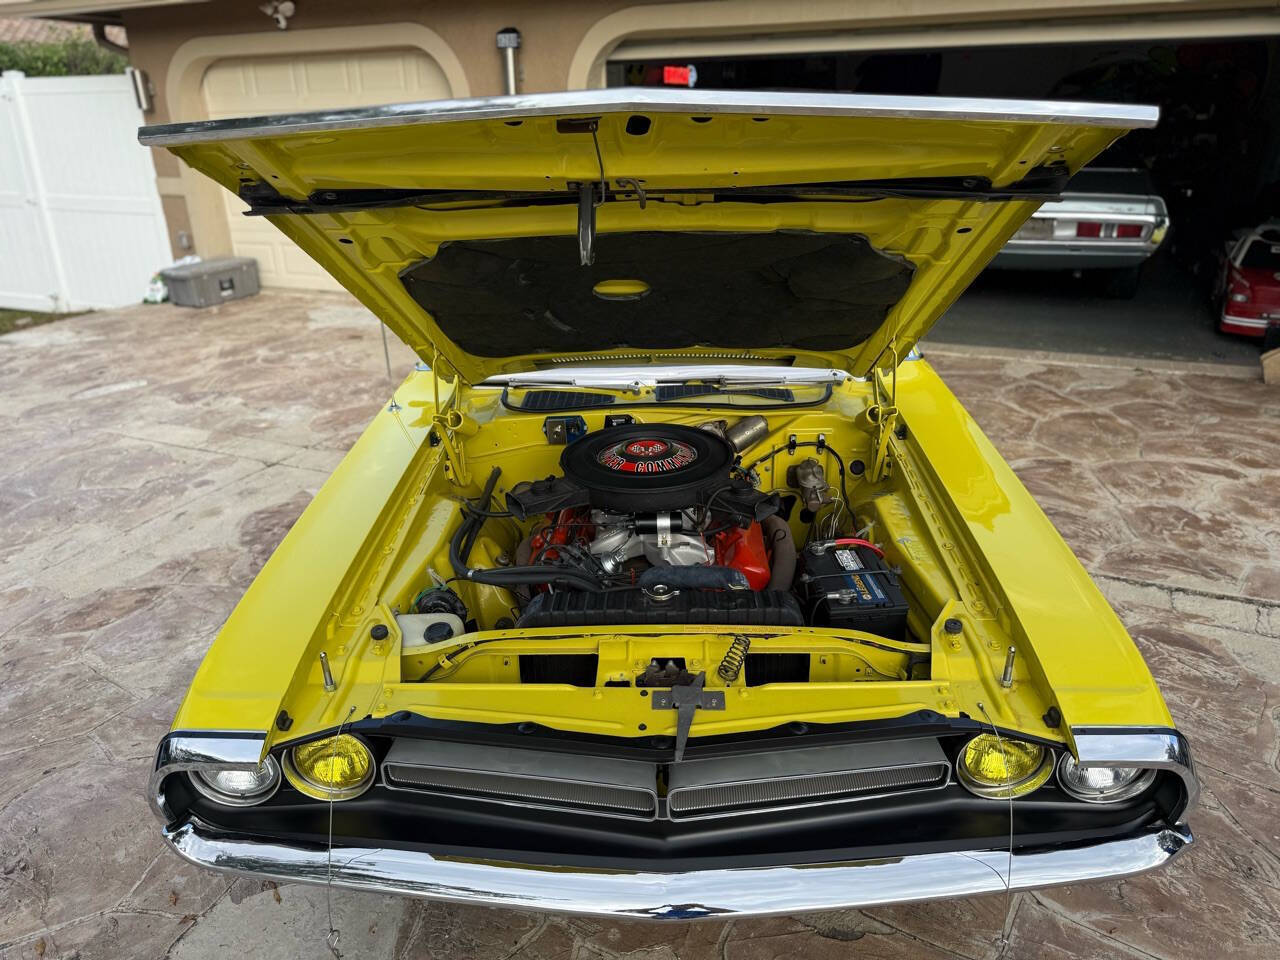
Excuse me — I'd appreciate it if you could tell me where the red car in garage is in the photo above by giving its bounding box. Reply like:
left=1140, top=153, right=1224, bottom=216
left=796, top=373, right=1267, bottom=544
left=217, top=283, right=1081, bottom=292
left=1218, top=221, right=1280, bottom=346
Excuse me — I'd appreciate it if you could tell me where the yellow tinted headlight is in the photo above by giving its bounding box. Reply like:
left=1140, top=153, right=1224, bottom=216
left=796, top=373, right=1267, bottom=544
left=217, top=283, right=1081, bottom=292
left=956, top=734, right=1053, bottom=799
left=283, top=733, right=374, bottom=801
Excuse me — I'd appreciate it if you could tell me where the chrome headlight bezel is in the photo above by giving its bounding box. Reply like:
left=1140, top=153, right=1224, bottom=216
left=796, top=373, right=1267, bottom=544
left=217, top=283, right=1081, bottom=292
left=1057, top=753, right=1158, bottom=804
left=188, top=754, right=282, bottom=807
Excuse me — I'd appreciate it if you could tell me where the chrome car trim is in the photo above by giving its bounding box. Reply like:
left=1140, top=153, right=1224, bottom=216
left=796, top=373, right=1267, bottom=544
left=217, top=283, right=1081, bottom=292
left=163, top=816, right=1191, bottom=920
left=1220, top=314, right=1269, bottom=329
left=1070, top=727, right=1198, bottom=814
left=149, top=730, right=269, bottom=822
left=482, top=364, right=848, bottom=390
left=1002, top=239, right=1159, bottom=250
left=138, top=88, right=1160, bottom=147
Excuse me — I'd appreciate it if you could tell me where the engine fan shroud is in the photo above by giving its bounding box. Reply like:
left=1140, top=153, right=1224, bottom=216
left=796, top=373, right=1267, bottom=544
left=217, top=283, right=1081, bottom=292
left=560, top=424, right=734, bottom=513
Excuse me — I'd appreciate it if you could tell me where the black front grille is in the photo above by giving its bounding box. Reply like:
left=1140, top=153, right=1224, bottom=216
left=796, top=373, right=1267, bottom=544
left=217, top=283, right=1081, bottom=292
left=384, top=764, right=657, bottom=819
left=668, top=762, right=951, bottom=820
left=379, top=739, right=659, bottom=822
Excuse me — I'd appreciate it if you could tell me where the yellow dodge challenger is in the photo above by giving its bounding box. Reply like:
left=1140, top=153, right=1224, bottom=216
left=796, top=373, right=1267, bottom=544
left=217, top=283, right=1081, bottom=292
left=141, top=89, right=1196, bottom=919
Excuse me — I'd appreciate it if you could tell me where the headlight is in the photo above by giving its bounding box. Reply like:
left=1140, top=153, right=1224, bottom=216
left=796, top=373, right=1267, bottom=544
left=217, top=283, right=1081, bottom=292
left=1058, top=754, right=1157, bottom=803
left=283, top=733, right=374, bottom=801
left=955, top=734, right=1053, bottom=799
left=189, top=755, right=281, bottom=806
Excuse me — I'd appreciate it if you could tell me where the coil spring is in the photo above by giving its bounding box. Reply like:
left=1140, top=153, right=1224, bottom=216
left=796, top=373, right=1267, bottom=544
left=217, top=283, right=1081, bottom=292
left=717, top=635, right=751, bottom=684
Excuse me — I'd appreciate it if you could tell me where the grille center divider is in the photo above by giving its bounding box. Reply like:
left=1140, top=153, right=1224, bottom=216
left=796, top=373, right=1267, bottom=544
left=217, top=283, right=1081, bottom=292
left=381, top=738, right=950, bottom=822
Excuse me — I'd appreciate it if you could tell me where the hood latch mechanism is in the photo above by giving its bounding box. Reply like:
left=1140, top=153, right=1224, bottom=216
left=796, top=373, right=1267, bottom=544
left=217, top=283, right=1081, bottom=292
left=651, top=671, right=726, bottom=762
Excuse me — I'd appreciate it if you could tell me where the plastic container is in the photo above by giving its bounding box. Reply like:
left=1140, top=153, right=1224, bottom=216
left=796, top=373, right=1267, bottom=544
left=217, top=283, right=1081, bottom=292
left=161, top=256, right=259, bottom=307
left=396, top=613, right=465, bottom=648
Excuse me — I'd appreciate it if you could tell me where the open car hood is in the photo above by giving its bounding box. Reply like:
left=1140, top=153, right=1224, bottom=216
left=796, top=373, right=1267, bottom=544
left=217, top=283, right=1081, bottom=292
left=140, top=89, right=1156, bottom=383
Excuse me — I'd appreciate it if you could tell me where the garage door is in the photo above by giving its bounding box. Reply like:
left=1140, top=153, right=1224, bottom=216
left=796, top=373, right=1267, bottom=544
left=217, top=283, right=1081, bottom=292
left=202, top=49, right=450, bottom=289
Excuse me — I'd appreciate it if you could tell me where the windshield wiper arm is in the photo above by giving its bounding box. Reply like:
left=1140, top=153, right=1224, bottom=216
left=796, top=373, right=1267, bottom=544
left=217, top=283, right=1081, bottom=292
left=683, top=371, right=848, bottom=387
left=486, top=370, right=848, bottom=392
left=486, top=375, right=654, bottom=393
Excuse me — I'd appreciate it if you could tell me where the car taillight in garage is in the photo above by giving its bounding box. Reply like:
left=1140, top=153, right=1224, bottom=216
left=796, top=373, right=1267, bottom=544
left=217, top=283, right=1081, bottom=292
left=1228, top=270, right=1251, bottom=302
left=1074, top=221, right=1146, bottom=239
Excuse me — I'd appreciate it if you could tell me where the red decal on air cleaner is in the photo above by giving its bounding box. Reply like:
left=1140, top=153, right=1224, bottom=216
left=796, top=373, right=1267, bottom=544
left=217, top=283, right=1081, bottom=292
left=625, top=439, right=670, bottom=458
left=598, top=437, right=698, bottom=474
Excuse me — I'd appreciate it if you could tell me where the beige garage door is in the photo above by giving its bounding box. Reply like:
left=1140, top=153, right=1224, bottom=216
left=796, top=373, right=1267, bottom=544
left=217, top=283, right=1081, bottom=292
left=202, top=49, right=450, bottom=289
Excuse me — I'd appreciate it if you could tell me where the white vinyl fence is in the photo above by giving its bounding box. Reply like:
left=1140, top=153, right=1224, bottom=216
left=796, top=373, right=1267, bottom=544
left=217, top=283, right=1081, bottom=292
left=0, top=70, right=171, bottom=313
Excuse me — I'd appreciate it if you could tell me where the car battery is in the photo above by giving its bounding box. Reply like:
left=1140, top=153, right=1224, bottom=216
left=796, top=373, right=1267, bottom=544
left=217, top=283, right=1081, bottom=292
left=161, top=257, right=260, bottom=308
left=799, top=543, right=908, bottom=640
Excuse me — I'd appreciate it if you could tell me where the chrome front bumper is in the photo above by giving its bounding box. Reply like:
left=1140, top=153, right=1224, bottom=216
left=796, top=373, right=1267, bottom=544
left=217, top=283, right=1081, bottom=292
left=164, top=817, right=1192, bottom=920
left=153, top=726, right=1197, bottom=918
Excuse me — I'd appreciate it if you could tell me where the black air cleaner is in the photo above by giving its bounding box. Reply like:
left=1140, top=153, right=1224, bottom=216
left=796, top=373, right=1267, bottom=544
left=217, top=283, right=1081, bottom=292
left=559, top=423, right=733, bottom=513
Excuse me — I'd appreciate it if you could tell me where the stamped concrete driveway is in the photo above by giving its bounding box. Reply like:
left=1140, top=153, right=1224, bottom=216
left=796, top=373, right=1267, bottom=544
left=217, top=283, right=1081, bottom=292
left=1, top=292, right=1278, bottom=960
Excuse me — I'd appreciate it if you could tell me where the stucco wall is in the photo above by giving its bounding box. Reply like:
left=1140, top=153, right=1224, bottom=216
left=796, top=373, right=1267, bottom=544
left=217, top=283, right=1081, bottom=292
left=117, top=0, right=1279, bottom=260
left=122, top=0, right=641, bottom=257
left=123, top=0, right=635, bottom=131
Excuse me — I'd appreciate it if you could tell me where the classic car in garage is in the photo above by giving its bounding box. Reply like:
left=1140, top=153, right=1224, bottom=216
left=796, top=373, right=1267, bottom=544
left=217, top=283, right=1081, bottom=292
left=990, top=164, right=1169, bottom=298
left=142, top=90, right=1196, bottom=919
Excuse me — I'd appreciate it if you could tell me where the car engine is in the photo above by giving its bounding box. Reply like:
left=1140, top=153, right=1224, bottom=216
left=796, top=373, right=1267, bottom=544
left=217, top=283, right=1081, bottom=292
left=444, top=419, right=908, bottom=639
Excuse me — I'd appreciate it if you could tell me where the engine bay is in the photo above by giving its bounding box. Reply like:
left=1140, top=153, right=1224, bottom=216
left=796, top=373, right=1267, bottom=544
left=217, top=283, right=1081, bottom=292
left=397, top=411, right=926, bottom=698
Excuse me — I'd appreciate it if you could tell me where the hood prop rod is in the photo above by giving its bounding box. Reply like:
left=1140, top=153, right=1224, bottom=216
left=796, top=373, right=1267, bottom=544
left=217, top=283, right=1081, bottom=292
left=577, top=180, right=598, bottom=266
left=559, top=117, right=607, bottom=265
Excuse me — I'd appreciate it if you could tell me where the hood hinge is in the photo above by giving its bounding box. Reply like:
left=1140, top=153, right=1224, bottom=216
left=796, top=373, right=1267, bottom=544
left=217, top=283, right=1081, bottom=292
left=429, top=352, right=474, bottom=486
left=869, top=343, right=900, bottom=482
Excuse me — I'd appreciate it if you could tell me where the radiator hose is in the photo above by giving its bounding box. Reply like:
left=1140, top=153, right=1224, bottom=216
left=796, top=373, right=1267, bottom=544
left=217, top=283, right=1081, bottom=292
left=450, top=466, right=607, bottom=593
left=762, top=514, right=797, bottom=592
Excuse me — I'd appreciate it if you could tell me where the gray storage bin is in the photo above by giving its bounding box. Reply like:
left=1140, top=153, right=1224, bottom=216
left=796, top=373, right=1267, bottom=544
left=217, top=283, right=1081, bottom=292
left=161, top=257, right=260, bottom=307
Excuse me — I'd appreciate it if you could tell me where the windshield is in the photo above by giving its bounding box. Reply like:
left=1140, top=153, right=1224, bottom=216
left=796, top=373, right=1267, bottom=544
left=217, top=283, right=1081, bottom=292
left=1241, top=239, right=1280, bottom=271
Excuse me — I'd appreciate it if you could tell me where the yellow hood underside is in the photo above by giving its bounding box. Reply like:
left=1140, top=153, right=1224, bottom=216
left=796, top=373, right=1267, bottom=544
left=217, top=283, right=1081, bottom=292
left=141, top=89, right=1156, bottom=383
